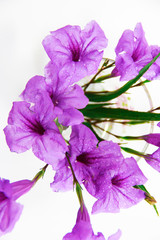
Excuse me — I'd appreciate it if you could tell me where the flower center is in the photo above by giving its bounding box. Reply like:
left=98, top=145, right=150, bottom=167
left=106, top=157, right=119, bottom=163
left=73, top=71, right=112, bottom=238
left=32, top=121, right=45, bottom=135
left=111, top=175, right=122, bottom=187
left=69, top=38, right=81, bottom=62
left=50, top=93, right=59, bottom=106
left=25, top=118, right=45, bottom=135
left=0, top=192, right=7, bottom=203
left=77, top=152, right=91, bottom=166
left=71, top=48, right=80, bottom=62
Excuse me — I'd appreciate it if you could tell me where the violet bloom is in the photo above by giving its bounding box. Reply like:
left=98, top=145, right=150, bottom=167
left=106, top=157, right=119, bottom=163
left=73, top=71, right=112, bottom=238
left=51, top=124, right=124, bottom=193
left=4, top=94, right=67, bottom=168
left=42, top=21, right=108, bottom=84
left=0, top=178, right=34, bottom=237
left=21, top=62, right=88, bottom=126
left=63, top=204, right=121, bottom=240
left=113, top=23, right=160, bottom=81
left=51, top=124, right=147, bottom=212
left=92, top=157, right=147, bottom=214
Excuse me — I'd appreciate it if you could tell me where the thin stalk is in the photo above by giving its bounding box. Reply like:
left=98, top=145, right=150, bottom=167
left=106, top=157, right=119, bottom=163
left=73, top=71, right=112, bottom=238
left=66, top=152, right=84, bottom=209
left=82, top=60, right=114, bottom=91
left=66, top=152, right=78, bottom=185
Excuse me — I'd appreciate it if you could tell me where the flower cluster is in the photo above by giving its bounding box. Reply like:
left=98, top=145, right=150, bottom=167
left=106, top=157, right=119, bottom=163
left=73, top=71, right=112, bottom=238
left=2, top=21, right=160, bottom=239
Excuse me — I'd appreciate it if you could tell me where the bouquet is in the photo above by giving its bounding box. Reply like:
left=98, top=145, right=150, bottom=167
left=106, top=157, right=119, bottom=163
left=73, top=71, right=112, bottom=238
left=1, top=20, right=160, bottom=239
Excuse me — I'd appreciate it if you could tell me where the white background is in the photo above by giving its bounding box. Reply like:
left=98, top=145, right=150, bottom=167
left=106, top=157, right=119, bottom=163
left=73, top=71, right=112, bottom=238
left=1, top=0, right=160, bottom=239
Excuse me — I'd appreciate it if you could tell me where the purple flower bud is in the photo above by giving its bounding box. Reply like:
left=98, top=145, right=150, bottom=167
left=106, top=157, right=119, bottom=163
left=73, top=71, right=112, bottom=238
left=142, top=133, right=160, bottom=147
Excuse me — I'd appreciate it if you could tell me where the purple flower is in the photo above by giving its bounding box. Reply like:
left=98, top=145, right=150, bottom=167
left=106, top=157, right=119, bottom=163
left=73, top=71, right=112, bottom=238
left=42, top=21, right=108, bottom=84
left=92, top=157, right=147, bottom=214
left=4, top=94, right=67, bottom=168
left=0, top=178, right=34, bottom=237
left=113, top=23, right=160, bottom=81
left=51, top=124, right=124, bottom=192
left=51, top=124, right=147, bottom=212
left=63, top=204, right=121, bottom=240
left=21, top=62, right=88, bottom=126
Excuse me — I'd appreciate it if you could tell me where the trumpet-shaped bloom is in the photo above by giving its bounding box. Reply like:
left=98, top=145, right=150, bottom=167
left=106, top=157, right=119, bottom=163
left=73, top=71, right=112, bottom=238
left=63, top=204, right=121, bottom=240
left=51, top=124, right=124, bottom=193
left=42, top=21, right=108, bottom=84
left=4, top=94, right=67, bottom=168
left=92, top=157, right=147, bottom=213
left=21, top=62, right=88, bottom=126
left=51, top=124, right=147, bottom=212
left=113, top=23, right=160, bottom=81
left=0, top=178, right=34, bottom=237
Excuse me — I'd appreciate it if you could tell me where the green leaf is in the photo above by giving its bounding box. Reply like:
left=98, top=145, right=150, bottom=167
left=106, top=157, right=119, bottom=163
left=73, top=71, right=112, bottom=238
left=121, top=146, right=144, bottom=157
left=85, top=52, right=160, bottom=102
left=84, top=103, right=114, bottom=110
left=81, top=107, right=160, bottom=121
left=134, top=185, right=149, bottom=193
left=93, top=74, right=113, bottom=83
left=125, top=120, right=149, bottom=125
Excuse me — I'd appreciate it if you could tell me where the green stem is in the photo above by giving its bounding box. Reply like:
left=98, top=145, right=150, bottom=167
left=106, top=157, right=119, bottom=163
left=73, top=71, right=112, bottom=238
left=121, top=146, right=145, bottom=158
left=82, top=59, right=114, bottom=91
left=66, top=152, right=84, bottom=208
left=66, top=152, right=78, bottom=185
left=93, top=73, right=114, bottom=83
left=85, top=52, right=160, bottom=102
